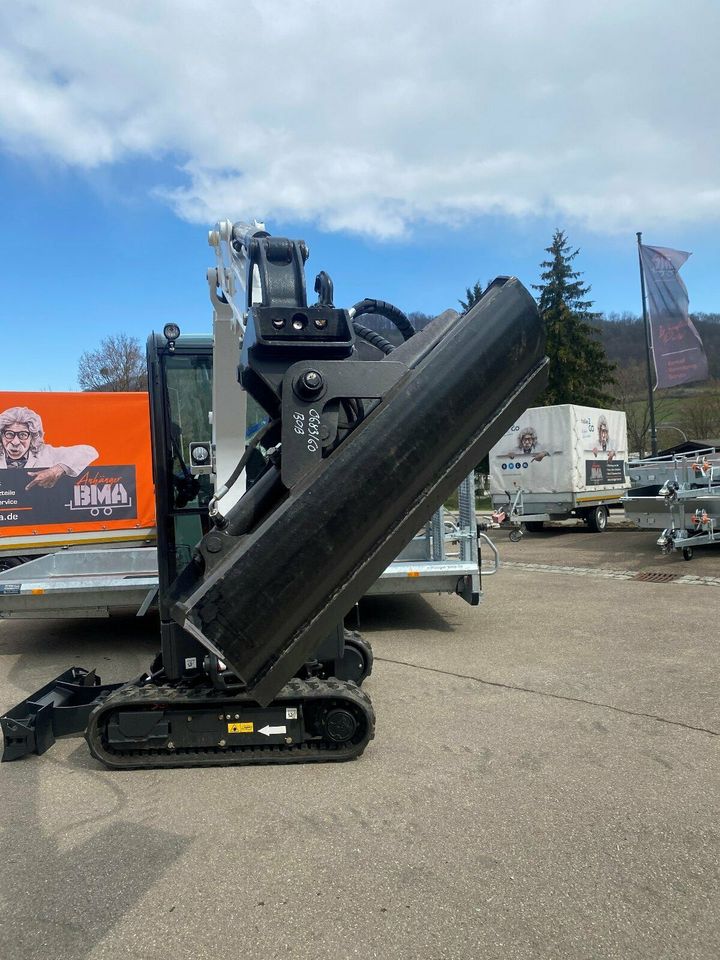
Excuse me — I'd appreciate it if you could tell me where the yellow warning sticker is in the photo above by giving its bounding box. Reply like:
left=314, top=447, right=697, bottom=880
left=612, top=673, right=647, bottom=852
left=227, top=722, right=254, bottom=734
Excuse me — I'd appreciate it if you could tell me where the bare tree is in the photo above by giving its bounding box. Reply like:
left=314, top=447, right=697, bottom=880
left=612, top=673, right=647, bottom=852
left=611, top=361, right=673, bottom=457
left=678, top=389, right=720, bottom=441
left=78, top=333, right=147, bottom=391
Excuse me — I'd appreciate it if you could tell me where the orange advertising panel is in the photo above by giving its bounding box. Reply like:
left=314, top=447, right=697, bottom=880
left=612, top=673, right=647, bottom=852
left=0, top=392, right=155, bottom=541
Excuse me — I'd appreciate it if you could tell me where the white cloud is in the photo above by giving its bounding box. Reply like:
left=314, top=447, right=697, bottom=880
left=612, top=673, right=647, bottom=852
left=1, top=0, right=719, bottom=237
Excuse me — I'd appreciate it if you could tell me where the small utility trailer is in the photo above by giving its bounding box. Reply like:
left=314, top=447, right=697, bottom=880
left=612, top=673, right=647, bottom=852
left=625, top=448, right=720, bottom=560
left=0, top=474, right=490, bottom=618
left=489, top=404, right=629, bottom=538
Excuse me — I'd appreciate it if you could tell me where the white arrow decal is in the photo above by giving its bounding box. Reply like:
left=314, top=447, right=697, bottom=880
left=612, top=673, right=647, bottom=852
left=259, top=724, right=287, bottom=737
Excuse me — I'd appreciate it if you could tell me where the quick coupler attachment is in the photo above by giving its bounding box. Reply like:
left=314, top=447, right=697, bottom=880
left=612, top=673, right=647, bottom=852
left=1, top=667, right=123, bottom=761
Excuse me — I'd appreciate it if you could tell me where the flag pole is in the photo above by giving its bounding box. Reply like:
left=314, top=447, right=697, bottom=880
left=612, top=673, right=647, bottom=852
left=637, top=232, right=658, bottom=456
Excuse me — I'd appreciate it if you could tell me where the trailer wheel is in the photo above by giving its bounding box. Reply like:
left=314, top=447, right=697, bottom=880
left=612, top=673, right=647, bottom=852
left=509, top=528, right=523, bottom=543
left=586, top=505, right=608, bottom=533
left=524, top=521, right=544, bottom=532
left=682, top=546, right=693, bottom=561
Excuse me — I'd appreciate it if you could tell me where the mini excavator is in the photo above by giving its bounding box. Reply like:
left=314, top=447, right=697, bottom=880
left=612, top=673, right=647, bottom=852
left=1, top=221, right=547, bottom=768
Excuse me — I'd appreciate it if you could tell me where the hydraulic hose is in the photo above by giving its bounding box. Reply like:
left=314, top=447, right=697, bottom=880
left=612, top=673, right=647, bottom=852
left=208, top=418, right=279, bottom=518
left=352, top=321, right=395, bottom=355
left=350, top=299, right=415, bottom=342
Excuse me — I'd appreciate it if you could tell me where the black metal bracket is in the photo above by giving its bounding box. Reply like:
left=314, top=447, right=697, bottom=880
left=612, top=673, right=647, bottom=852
left=1, top=667, right=123, bottom=761
left=280, top=360, right=407, bottom=488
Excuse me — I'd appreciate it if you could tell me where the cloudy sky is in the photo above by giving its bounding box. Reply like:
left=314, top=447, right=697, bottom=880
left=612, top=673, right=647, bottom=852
left=1, top=0, right=719, bottom=389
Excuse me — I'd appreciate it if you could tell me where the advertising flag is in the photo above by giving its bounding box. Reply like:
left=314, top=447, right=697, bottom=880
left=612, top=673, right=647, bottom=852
left=639, top=244, right=708, bottom=389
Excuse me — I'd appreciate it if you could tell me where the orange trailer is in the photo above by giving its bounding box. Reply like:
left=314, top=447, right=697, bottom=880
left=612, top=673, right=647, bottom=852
left=0, top=392, right=155, bottom=566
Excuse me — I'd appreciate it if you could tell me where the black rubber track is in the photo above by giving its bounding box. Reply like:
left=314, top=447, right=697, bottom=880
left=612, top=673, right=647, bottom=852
left=85, top=676, right=375, bottom=770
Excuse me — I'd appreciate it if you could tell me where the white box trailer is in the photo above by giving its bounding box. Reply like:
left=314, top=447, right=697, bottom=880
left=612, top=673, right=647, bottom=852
left=489, top=404, right=629, bottom=533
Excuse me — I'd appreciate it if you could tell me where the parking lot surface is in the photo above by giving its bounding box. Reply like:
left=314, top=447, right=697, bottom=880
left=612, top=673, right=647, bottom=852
left=1, top=522, right=718, bottom=960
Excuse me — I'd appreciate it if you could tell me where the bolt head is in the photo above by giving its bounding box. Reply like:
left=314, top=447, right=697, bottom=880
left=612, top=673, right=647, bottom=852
left=206, top=535, right=223, bottom=554
left=297, top=369, right=324, bottom=400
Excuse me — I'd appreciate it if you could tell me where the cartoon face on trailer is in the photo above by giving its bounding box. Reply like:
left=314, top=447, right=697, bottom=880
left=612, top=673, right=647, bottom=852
left=503, top=424, right=554, bottom=463
left=597, top=416, right=609, bottom=451
left=519, top=426, right=537, bottom=454
left=0, top=406, right=99, bottom=489
left=494, top=423, right=560, bottom=477
left=590, top=415, right=616, bottom=461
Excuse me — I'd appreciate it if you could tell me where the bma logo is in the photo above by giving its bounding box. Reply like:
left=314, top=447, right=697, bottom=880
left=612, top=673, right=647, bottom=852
left=66, top=470, right=133, bottom=517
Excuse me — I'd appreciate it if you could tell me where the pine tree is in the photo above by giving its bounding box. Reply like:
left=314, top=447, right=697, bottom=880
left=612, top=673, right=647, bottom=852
left=459, top=281, right=483, bottom=313
left=533, top=230, right=615, bottom=406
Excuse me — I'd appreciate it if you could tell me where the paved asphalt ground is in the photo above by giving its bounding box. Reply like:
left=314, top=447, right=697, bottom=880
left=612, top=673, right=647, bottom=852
left=0, top=517, right=718, bottom=959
